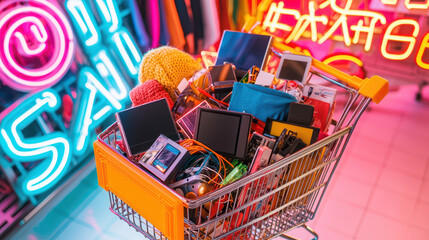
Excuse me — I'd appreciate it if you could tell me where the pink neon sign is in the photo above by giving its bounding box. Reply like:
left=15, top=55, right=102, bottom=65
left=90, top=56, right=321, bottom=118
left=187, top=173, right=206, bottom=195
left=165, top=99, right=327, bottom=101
left=0, top=0, right=75, bottom=92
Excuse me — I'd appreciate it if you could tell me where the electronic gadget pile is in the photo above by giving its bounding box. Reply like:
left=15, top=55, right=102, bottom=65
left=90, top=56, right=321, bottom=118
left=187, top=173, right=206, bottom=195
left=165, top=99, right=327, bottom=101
left=115, top=30, right=337, bottom=229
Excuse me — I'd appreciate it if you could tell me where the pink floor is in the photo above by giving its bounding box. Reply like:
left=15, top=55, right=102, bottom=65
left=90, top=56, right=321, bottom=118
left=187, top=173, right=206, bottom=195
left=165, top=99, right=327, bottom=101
left=279, top=84, right=429, bottom=239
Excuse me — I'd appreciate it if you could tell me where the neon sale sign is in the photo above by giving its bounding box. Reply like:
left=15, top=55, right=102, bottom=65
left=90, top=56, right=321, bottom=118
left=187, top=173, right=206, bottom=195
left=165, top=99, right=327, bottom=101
left=0, top=0, right=141, bottom=204
left=261, top=0, right=429, bottom=69
left=0, top=0, right=75, bottom=91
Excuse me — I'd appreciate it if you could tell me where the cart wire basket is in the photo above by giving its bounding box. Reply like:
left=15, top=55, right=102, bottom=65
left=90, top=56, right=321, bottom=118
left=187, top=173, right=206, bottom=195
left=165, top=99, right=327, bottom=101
left=94, top=26, right=389, bottom=240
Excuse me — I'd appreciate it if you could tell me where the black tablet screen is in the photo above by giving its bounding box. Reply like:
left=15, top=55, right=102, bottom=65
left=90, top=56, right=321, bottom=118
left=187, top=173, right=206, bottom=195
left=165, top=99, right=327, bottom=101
left=116, top=99, right=179, bottom=156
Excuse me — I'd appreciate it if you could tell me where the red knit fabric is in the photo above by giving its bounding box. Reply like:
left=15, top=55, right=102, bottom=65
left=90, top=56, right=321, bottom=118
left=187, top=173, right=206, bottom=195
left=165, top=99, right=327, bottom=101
left=129, top=79, right=174, bottom=108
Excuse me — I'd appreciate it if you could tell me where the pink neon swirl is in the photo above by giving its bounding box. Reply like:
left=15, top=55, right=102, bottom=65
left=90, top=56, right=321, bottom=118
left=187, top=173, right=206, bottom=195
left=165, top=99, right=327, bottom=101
left=0, top=0, right=75, bottom=92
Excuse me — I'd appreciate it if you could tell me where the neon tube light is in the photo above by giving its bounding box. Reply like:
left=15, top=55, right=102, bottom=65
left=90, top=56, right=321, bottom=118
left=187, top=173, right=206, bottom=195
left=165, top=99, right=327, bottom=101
left=381, top=19, right=419, bottom=60
left=0, top=0, right=74, bottom=91
left=66, top=0, right=100, bottom=47
left=0, top=90, right=71, bottom=195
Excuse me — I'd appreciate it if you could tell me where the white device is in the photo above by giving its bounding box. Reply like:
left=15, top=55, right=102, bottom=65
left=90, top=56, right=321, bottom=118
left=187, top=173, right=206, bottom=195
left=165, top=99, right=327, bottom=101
left=276, top=53, right=312, bottom=84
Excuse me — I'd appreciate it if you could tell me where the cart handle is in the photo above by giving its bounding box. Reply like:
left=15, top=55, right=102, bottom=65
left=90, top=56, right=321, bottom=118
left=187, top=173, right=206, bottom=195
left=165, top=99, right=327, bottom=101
left=243, top=17, right=389, bottom=104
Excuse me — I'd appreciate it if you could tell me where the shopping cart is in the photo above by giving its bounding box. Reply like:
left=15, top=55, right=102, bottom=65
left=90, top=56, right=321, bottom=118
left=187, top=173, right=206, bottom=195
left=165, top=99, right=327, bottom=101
left=93, top=28, right=388, bottom=240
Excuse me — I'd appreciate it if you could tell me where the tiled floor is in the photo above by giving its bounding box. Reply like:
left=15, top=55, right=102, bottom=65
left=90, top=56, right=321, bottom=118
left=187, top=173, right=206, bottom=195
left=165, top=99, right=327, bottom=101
left=8, top=84, right=429, bottom=240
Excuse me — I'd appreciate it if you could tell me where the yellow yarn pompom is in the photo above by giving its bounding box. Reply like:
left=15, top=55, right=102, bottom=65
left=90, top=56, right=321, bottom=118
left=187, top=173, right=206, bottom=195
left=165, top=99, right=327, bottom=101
left=138, top=46, right=202, bottom=101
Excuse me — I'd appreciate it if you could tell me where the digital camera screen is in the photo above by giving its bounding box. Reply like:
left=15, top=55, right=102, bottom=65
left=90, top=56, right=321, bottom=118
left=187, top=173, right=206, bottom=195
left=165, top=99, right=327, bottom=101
left=152, top=143, right=180, bottom=173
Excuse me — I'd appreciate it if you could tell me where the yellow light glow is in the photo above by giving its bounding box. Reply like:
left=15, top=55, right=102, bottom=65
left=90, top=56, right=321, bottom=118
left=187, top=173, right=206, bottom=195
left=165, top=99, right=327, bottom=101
left=319, top=0, right=386, bottom=51
left=258, top=0, right=428, bottom=68
left=263, top=0, right=385, bottom=51
left=286, top=1, right=328, bottom=43
left=256, top=0, right=273, bottom=22
left=416, top=33, right=429, bottom=70
left=380, top=19, right=419, bottom=60
left=381, top=0, right=398, bottom=5
left=404, top=0, right=429, bottom=9
left=319, top=0, right=330, bottom=9
left=262, top=1, right=300, bottom=32
left=317, top=0, right=352, bottom=47
left=351, top=19, right=364, bottom=44
left=323, top=54, right=363, bottom=67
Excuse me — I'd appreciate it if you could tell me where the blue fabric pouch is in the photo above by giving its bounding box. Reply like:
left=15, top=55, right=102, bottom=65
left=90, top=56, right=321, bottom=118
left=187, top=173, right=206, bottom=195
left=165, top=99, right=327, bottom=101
left=228, top=82, right=297, bottom=122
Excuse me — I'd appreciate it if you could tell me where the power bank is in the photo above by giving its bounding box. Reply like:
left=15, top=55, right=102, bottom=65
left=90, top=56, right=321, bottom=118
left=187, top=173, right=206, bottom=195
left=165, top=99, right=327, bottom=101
left=287, top=102, right=314, bottom=127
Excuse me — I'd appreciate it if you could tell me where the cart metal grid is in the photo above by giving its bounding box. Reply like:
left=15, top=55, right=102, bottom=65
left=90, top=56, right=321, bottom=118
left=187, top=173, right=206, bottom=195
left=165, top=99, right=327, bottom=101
left=105, top=126, right=351, bottom=240
left=94, top=50, right=382, bottom=239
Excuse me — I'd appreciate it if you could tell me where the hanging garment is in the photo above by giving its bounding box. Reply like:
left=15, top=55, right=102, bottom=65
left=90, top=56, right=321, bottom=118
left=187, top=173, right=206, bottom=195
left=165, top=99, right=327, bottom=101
left=200, top=0, right=220, bottom=50
left=236, top=0, right=250, bottom=30
left=129, top=0, right=150, bottom=50
left=163, top=0, right=186, bottom=49
left=175, top=0, right=194, bottom=54
left=217, top=0, right=232, bottom=34
left=227, top=0, right=236, bottom=30
left=146, top=0, right=161, bottom=48
left=175, top=0, right=193, bottom=36
left=190, top=0, right=204, bottom=53
left=158, top=0, right=170, bottom=45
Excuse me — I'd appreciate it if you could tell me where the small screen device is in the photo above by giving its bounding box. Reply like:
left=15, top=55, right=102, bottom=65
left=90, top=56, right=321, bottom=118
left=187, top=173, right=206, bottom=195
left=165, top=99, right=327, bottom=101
left=287, top=102, right=314, bottom=127
left=215, top=31, right=272, bottom=71
left=116, top=98, right=179, bottom=157
left=139, top=135, right=190, bottom=183
left=209, top=64, right=237, bottom=90
left=276, top=53, right=312, bottom=84
left=194, top=108, right=252, bottom=159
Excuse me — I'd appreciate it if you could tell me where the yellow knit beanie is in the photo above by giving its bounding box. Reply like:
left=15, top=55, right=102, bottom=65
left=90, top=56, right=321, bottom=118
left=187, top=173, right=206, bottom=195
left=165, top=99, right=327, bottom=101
left=138, top=46, right=202, bottom=101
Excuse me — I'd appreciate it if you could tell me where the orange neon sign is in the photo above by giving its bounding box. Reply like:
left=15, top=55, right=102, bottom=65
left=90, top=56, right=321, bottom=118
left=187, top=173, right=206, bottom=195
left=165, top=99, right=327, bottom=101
left=285, top=1, right=328, bottom=43
left=322, top=53, right=365, bottom=78
left=261, top=0, right=429, bottom=69
left=323, top=54, right=364, bottom=67
left=381, top=19, right=419, bottom=60
left=263, top=0, right=387, bottom=51
left=381, top=0, right=398, bottom=5
left=405, top=0, right=429, bottom=9
left=380, top=0, right=429, bottom=9
left=416, top=33, right=429, bottom=69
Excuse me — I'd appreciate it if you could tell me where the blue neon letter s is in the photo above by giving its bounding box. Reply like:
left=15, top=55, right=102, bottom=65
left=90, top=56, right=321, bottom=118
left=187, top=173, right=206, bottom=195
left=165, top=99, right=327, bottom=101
left=0, top=90, right=71, bottom=196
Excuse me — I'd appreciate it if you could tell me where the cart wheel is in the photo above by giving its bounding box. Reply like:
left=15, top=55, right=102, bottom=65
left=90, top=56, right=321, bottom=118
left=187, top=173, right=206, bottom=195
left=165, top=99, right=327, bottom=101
left=416, top=80, right=428, bottom=102
left=416, top=92, right=422, bottom=101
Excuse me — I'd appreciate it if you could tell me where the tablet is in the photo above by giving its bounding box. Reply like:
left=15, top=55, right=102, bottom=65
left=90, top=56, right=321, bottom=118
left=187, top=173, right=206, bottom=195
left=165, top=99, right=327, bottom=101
left=215, top=31, right=272, bottom=71
left=116, top=98, right=179, bottom=157
left=194, top=108, right=252, bottom=159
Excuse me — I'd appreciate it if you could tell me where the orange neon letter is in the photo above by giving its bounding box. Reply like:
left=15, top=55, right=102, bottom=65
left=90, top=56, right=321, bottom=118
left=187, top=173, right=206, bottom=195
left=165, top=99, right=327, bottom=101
left=323, top=54, right=363, bottom=67
left=285, top=1, right=328, bottom=43
left=321, top=0, right=386, bottom=51
left=416, top=32, right=429, bottom=70
left=262, top=2, right=300, bottom=33
left=381, top=0, right=398, bottom=5
left=404, top=0, right=429, bottom=9
left=318, top=0, right=352, bottom=46
left=381, top=19, right=419, bottom=60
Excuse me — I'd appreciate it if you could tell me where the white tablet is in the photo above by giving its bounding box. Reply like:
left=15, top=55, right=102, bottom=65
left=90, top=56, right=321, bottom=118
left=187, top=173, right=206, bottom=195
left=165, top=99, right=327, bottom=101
left=276, top=53, right=312, bottom=84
